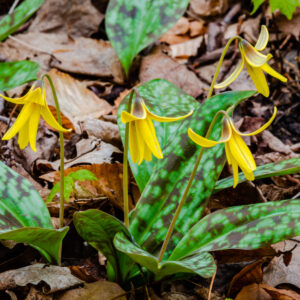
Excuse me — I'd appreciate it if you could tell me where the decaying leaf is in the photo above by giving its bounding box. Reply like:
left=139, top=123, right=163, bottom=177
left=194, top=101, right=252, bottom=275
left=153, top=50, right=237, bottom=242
left=189, top=0, right=229, bottom=17
left=44, top=69, right=112, bottom=133
left=169, top=36, right=203, bottom=58
left=0, top=264, right=82, bottom=293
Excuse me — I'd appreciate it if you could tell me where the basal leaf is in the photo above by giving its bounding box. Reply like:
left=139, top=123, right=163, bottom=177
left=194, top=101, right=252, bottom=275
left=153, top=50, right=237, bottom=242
left=0, top=161, right=68, bottom=263
left=0, top=61, right=40, bottom=91
left=117, top=79, right=198, bottom=190
left=114, top=232, right=216, bottom=279
left=73, top=209, right=133, bottom=282
left=129, top=90, right=256, bottom=258
left=213, top=158, right=300, bottom=193
left=0, top=0, right=45, bottom=41
left=170, top=199, right=300, bottom=260
left=105, top=0, right=189, bottom=75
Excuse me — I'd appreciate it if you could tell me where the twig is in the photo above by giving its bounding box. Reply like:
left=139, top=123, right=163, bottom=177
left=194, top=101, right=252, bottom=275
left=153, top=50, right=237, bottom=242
left=8, top=0, right=19, bottom=14
left=207, top=266, right=217, bottom=300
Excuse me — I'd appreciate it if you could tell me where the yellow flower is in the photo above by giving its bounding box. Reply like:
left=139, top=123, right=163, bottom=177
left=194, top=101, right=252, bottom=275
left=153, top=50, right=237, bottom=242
left=1, top=84, right=71, bottom=152
left=188, top=107, right=277, bottom=187
left=215, top=26, right=287, bottom=97
left=121, top=97, right=193, bottom=165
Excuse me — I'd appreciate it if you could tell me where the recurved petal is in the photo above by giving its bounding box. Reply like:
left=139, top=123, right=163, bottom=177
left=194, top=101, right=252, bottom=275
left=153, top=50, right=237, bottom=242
left=40, top=105, right=71, bottom=132
left=121, top=111, right=141, bottom=123
left=231, top=107, right=277, bottom=136
left=145, top=105, right=193, bottom=123
left=18, top=122, right=30, bottom=149
left=2, top=103, right=33, bottom=140
left=241, top=40, right=270, bottom=67
left=27, top=87, right=44, bottom=105
left=262, top=63, right=287, bottom=82
left=28, top=104, right=41, bottom=152
left=245, top=63, right=269, bottom=97
left=255, top=25, right=269, bottom=51
left=188, top=119, right=231, bottom=148
left=215, top=58, right=244, bottom=89
left=0, top=86, right=35, bottom=104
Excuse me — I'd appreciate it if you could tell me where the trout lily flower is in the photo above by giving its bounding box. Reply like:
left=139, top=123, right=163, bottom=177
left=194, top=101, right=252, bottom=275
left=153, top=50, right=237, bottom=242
left=121, top=97, right=193, bottom=164
left=188, top=107, right=277, bottom=187
left=1, top=84, right=70, bottom=152
left=215, top=26, right=287, bottom=97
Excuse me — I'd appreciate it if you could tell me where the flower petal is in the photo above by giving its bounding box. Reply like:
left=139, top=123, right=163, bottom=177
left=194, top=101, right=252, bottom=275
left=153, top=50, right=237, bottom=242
left=231, top=156, right=239, bottom=188
left=245, top=63, right=269, bottom=97
left=129, top=122, right=140, bottom=164
left=40, top=105, right=70, bottom=132
left=2, top=103, right=33, bottom=140
left=255, top=25, right=269, bottom=51
left=18, top=122, right=30, bottom=149
left=262, top=63, right=287, bottom=82
left=135, top=121, right=145, bottom=165
left=231, top=107, right=277, bottom=136
left=188, top=119, right=232, bottom=148
left=215, top=58, right=244, bottom=89
left=145, top=105, right=193, bottom=123
left=241, top=40, right=270, bottom=67
left=28, top=104, right=41, bottom=152
left=0, top=86, right=35, bottom=104
left=143, top=143, right=152, bottom=162
left=121, top=111, right=141, bottom=123
left=137, top=118, right=163, bottom=159
left=228, top=131, right=256, bottom=173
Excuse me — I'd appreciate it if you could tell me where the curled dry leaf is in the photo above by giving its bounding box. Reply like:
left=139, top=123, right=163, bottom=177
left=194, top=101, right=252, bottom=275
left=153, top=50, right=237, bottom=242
left=44, top=69, right=112, bottom=133
left=169, top=36, right=203, bottom=58
left=0, top=264, right=83, bottom=294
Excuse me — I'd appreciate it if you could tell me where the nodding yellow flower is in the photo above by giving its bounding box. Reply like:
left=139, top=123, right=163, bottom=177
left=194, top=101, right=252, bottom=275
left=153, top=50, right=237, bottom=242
left=1, top=83, right=71, bottom=152
left=188, top=107, right=277, bottom=187
left=121, top=97, right=193, bottom=165
left=215, top=26, right=287, bottom=97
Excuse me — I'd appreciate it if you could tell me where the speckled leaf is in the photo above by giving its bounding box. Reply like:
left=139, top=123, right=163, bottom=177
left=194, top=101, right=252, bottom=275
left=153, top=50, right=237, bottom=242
left=0, top=61, right=40, bottom=91
left=0, top=162, right=68, bottom=263
left=213, top=158, right=300, bottom=193
left=117, top=79, right=198, bottom=190
left=105, top=0, right=189, bottom=75
left=170, top=199, right=300, bottom=261
left=0, top=0, right=45, bottom=41
left=73, top=209, right=133, bottom=282
left=114, top=232, right=216, bottom=279
left=129, top=90, right=256, bottom=259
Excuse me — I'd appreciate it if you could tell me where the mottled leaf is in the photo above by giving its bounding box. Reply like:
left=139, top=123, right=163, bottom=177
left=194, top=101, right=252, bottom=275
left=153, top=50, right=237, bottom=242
left=0, top=161, right=68, bottom=263
left=73, top=209, right=133, bottom=282
left=114, top=232, right=216, bottom=279
left=106, top=0, right=189, bottom=75
left=0, top=61, right=40, bottom=91
left=213, top=158, right=300, bottom=194
left=170, top=199, right=300, bottom=260
left=0, top=0, right=45, bottom=41
left=117, top=79, right=198, bottom=190
left=129, top=90, right=256, bottom=259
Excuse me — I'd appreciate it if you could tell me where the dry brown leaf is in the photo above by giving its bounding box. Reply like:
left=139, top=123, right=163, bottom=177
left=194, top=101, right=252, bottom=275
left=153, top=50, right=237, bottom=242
left=189, top=20, right=206, bottom=37
left=169, top=36, right=203, bottom=58
left=25, top=287, right=53, bottom=300
left=261, top=131, right=293, bottom=154
left=139, top=47, right=208, bottom=98
left=28, top=0, right=103, bottom=37
left=276, top=8, right=300, bottom=40
left=113, top=89, right=130, bottom=115
left=189, top=0, right=229, bottom=17
left=0, top=264, right=82, bottom=293
left=44, top=69, right=112, bottom=133
left=57, top=281, right=126, bottom=300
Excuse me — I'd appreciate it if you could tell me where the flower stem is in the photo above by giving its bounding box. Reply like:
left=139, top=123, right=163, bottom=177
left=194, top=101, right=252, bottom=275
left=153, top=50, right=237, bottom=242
left=42, top=74, right=64, bottom=265
left=123, top=90, right=134, bottom=228
left=157, top=111, right=225, bottom=263
left=207, top=36, right=240, bottom=99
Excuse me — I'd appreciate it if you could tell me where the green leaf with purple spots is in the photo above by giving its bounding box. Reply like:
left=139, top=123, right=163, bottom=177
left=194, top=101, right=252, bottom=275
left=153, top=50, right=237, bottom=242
left=0, top=61, right=40, bottom=91
left=128, top=89, right=256, bottom=259
left=0, top=0, right=45, bottom=41
left=170, top=199, right=300, bottom=261
left=0, top=161, right=68, bottom=263
left=105, top=0, right=190, bottom=75
left=213, top=157, right=300, bottom=193
left=114, top=232, right=216, bottom=279
left=117, top=79, right=198, bottom=190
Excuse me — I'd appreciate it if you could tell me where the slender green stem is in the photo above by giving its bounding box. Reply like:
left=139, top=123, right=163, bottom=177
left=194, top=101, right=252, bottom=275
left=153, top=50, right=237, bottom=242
left=207, top=36, right=241, bottom=99
left=123, top=90, right=134, bottom=228
left=157, top=111, right=225, bottom=263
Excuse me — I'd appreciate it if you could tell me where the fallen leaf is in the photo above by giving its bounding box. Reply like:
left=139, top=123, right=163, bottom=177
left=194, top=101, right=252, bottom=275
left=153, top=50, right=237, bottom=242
left=44, top=69, right=112, bottom=133
left=189, top=20, right=206, bottom=37
left=28, top=0, right=103, bottom=37
left=139, top=47, right=208, bottom=98
left=57, top=280, right=126, bottom=300
left=169, top=36, right=203, bottom=58
left=0, top=264, right=82, bottom=293
left=261, top=131, right=293, bottom=154
left=25, top=287, right=53, bottom=300
left=276, top=8, right=300, bottom=40
left=189, top=0, right=229, bottom=17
